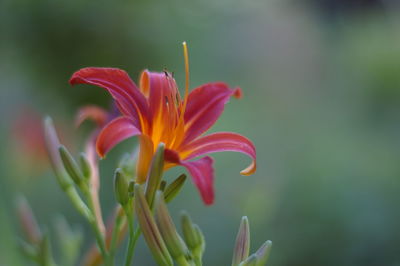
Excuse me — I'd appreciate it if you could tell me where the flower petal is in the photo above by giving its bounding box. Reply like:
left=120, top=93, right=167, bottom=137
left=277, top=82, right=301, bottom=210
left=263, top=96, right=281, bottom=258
left=136, top=134, right=154, bottom=184
left=183, top=82, right=241, bottom=144
left=164, top=149, right=214, bottom=205
left=181, top=157, right=215, bottom=205
left=96, top=117, right=141, bottom=158
left=180, top=132, right=256, bottom=176
left=70, top=67, right=148, bottom=130
left=75, top=105, right=109, bottom=128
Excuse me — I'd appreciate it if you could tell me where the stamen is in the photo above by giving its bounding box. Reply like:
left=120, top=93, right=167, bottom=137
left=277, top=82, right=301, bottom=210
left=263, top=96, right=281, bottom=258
left=181, top=41, right=190, bottom=113
left=170, top=42, right=190, bottom=149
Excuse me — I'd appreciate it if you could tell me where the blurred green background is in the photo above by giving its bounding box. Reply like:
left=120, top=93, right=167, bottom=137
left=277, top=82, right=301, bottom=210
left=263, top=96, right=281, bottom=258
left=1, top=0, right=400, bottom=265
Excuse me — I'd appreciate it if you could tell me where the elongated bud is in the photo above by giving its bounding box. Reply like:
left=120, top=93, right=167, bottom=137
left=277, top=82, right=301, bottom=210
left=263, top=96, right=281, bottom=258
left=43, top=116, right=71, bottom=190
left=232, top=216, right=250, bottom=266
left=193, top=224, right=205, bottom=252
left=79, top=153, right=91, bottom=180
left=181, top=211, right=205, bottom=257
left=239, top=254, right=257, bottom=266
left=114, top=169, right=129, bottom=206
left=134, top=184, right=173, bottom=266
left=15, top=196, right=41, bottom=244
left=181, top=211, right=199, bottom=250
left=255, top=241, right=272, bottom=266
left=155, top=191, right=190, bottom=260
left=145, top=143, right=165, bottom=209
left=59, top=145, right=84, bottom=185
left=164, top=174, right=186, bottom=203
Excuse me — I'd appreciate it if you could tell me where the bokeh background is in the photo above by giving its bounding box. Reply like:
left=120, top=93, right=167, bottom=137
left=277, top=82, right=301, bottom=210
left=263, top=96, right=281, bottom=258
left=1, top=0, right=400, bottom=265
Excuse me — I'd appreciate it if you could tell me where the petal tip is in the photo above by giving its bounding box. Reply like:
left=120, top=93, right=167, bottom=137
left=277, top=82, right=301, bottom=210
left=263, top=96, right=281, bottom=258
left=233, top=88, right=243, bottom=99
left=240, top=161, right=256, bottom=176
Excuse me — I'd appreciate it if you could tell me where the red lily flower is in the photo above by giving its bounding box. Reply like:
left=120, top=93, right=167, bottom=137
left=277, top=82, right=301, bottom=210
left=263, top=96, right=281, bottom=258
left=70, top=56, right=256, bottom=205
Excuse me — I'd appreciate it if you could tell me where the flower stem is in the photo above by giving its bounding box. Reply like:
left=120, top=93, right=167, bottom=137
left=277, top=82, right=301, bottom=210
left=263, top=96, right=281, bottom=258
left=124, top=204, right=141, bottom=266
left=64, top=186, right=91, bottom=221
left=81, top=186, right=108, bottom=261
left=107, top=210, right=124, bottom=265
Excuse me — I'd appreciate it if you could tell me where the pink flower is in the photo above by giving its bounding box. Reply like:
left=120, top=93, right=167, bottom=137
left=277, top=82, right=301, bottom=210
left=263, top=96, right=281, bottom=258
left=70, top=54, right=256, bottom=205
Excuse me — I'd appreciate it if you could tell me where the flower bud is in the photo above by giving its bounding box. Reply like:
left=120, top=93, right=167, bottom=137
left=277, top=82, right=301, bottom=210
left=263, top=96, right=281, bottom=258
left=181, top=211, right=205, bottom=257
left=114, top=169, right=129, bottom=206
left=145, top=143, right=165, bottom=209
left=193, top=224, right=205, bottom=252
left=59, top=145, right=84, bottom=186
left=43, top=116, right=71, bottom=190
left=164, top=174, right=187, bottom=203
left=155, top=191, right=190, bottom=260
left=134, top=184, right=173, bottom=266
left=15, top=196, right=41, bottom=244
left=239, top=254, right=257, bottom=266
left=255, top=240, right=272, bottom=266
left=232, top=216, right=250, bottom=266
left=79, top=152, right=91, bottom=180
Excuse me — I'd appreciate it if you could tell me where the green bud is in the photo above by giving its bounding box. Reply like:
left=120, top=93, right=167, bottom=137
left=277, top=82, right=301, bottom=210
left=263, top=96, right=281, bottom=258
left=145, top=143, right=165, bottom=209
left=255, top=241, right=272, bottom=266
left=43, top=116, right=71, bottom=190
left=155, top=191, right=190, bottom=260
left=134, top=184, right=173, bottom=266
left=232, top=216, right=250, bottom=266
left=193, top=224, right=205, bottom=253
left=181, top=211, right=199, bottom=250
left=239, top=254, right=257, bottom=266
left=114, top=169, right=129, bottom=206
left=59, top=145, right=84, bottom=186
left=79, top=153, right=91, bottom=180
left=164, top=174, right=187, bottom=203
left=181, top=211, right=205, bottom=257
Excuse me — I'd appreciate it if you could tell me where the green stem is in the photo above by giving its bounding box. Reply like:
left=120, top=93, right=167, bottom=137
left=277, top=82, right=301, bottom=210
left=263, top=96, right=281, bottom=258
left=64, top=186, right=91, bottom=221
left=81, top=186, right=108, bottom=261
left=124, top=204, right=141, bottom=266
left=107, top=212, right=124, bottom=265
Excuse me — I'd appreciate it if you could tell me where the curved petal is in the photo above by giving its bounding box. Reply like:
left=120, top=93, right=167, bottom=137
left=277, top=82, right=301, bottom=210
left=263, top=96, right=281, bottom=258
left=183, top=82, right=242, bottom=144
left=164, top=149, right=214, bottom=205
left=75, top=105, right=109, bottom=128
left=181, top=157, right=215, bottom=205
left=96, top=117, right=141, bottom=158
left=70, top=67, right=148, bottom=130
left=180, top=132, right=256, bottom=176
